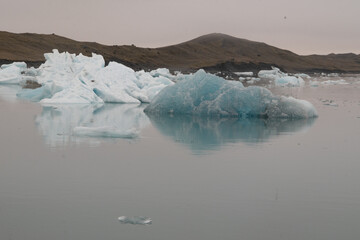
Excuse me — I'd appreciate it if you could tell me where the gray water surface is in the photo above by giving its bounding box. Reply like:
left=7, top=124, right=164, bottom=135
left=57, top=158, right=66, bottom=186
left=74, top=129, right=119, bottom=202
left=0, top=79, right=359, bottom=240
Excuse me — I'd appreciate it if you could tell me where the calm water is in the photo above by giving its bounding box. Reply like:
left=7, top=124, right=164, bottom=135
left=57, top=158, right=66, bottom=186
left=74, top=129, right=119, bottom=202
left=0, top=78, right=360, bottom=240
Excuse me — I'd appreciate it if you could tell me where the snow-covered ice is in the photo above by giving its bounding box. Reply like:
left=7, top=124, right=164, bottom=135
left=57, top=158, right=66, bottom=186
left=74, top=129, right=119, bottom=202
left=145, top=70, right=317, bottom=119
left=118, top=216, right=152, bottom=225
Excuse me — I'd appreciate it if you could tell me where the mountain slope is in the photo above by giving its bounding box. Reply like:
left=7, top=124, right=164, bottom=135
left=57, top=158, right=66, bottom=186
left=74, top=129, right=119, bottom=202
left=1, top=31, right=360, bottom=73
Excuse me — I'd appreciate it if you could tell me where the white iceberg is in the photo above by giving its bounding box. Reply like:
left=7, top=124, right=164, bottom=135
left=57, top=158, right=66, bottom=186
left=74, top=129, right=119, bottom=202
left=144, top=70, right=317, bottom=119
left=12, top=50, right=174, bottom=104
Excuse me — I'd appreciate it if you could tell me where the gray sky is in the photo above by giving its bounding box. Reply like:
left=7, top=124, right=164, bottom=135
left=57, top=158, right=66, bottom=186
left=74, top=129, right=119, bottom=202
left=1, top=0, right=359, bottom=55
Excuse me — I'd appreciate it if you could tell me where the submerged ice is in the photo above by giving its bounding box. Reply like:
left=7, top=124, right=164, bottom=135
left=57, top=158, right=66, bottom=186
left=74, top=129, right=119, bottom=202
left=145, top=70, right=317, bottom=119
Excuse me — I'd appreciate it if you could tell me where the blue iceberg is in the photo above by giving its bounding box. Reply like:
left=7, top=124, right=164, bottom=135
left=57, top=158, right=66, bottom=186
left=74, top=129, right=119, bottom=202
left=144, top=70, right=317, bottom=119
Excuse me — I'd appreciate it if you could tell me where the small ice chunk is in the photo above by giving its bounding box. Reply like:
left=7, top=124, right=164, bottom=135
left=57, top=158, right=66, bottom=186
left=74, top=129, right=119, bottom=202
left=246, top=78, right=261, bottom=84
left=258, top=67, right=285, bottom=80
left=234, top=71, right=253, bottom=77
left=294, top=73, right=311, bottom=79
left=310, top=81, right=320, bottom=87
left=118, top=216, right=152, bottom=225
left=275, top=76, right=305, bottom=87
left=321, top=79, right=348, bottom=85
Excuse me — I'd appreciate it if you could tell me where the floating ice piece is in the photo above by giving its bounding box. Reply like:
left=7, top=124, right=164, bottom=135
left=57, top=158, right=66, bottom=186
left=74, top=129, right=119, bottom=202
left=234, top=72, right=253, bottom=77
left=118, top=216, right=152, bottom=225
left=144, top=70, right=317, bottom=119
left=246, top=77, right=261, bottom=84
left=275, top=76, right=305, bottom=87
left=327, top=73, right=339, bottom=77
left=258, top=67, right=305, bottom=87
left=258, top=67, right=285, bottom=80
left=322, top=99, right=339, bottom=107
left=294, top=73, right=311, bottom=79
left=310, top=81, right=320, bottom=87
left=321, top=79, right=348, bottom=85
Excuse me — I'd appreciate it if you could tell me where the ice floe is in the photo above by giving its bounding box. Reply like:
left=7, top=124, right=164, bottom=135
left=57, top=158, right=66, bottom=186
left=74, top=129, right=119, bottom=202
left=145, top=70, right=317, bottom=119
left=118, top=216, right=152, bottom=225
left=234, top=71, right=253, bottom=77
left=321, top=79, right=349, bottom=85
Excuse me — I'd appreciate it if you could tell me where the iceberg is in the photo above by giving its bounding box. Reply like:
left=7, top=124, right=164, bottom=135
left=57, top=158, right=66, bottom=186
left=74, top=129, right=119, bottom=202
left=10, top=50, right=174, bottom=103
left=144, top=70, right=317, bottom=119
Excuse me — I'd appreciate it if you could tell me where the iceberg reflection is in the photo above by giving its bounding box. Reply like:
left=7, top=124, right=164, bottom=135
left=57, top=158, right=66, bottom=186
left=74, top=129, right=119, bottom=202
left=36, top=104, right=149, bottom=147
left=146, top=114, right=316, bottom=152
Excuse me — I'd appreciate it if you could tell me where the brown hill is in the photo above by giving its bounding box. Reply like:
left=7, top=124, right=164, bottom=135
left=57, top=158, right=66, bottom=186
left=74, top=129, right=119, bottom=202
left=1, top=31, right=360, bottom=73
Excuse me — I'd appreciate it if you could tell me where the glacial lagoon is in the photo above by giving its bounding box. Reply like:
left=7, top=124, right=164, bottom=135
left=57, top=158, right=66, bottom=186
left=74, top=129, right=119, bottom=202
left=0, top=76, right=360, bottom=240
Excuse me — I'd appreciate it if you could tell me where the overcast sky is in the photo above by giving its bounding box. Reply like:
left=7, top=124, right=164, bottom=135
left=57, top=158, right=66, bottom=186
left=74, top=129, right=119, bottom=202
left=1, top=0, right=359, bottom=55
